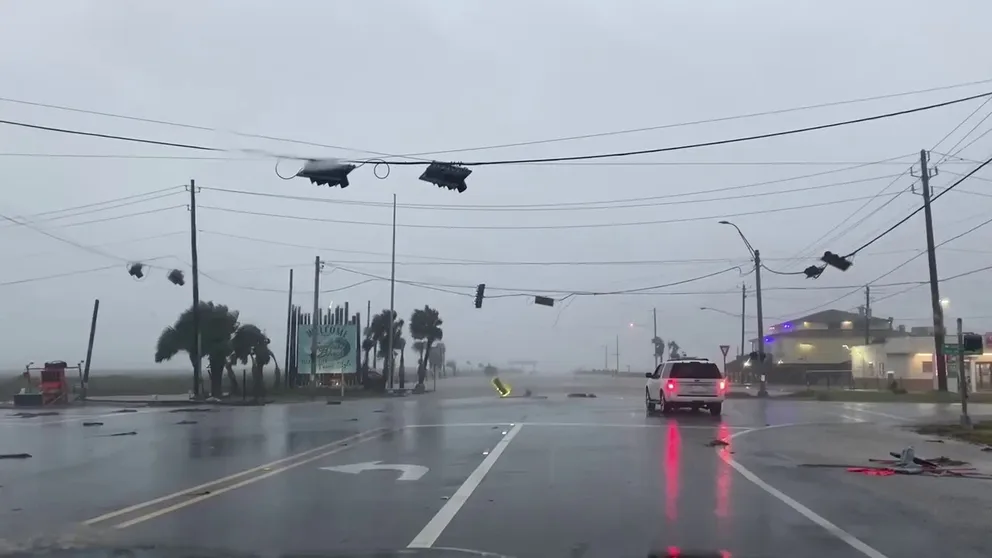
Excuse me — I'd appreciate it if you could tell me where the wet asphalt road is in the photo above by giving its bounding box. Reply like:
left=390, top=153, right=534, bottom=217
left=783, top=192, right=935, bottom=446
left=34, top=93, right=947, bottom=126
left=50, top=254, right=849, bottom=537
left=3, top=375, right=992, bottom=558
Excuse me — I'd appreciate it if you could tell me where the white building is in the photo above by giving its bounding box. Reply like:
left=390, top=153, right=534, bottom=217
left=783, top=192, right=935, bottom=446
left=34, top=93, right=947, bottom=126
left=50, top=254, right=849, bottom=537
left=849, top=331, right=992, bottom=391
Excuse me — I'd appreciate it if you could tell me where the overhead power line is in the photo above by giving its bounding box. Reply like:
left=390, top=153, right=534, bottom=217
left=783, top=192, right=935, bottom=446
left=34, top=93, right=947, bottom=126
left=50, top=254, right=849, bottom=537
left=5, top=77, right=992, bottom=159
left=3, top=91, right=990, bottom=166
left=845, top=151, right=992, bottom=257
left=200, top=173, right=904, bottom=213
left=374, top=90, right=992, bottom=166
left=198, top=192, right=902, bottom=231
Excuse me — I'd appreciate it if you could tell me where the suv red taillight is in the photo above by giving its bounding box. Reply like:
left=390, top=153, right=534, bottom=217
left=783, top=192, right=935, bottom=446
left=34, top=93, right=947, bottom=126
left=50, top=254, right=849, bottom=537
left=718, top=379, right=727, bottom=391
left=666, top=380, right=676, bottom=392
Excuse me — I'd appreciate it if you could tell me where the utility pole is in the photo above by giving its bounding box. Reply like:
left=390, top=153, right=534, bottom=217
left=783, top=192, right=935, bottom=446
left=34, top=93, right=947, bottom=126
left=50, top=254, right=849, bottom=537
left=387, top=194, right=397, bottom=390
left=957, top=318, right=971, bottom=427
left=740, top=284, right=746, bottom=359
left=80, top=299, right=100, bottom=399
left=754, top=250, right=768, bottom=397
left=918, top=149, right=948, bottom=391
left=603, top=345, right=608, bottom=370
left=283, top=269, right=294, bottom=389
left=652, top=308, right=659, bottom=368
left=615, top=334, right=620, bottom=376
left=311, top=256, right=321, bottom=395
left=864, top=285, right=871, bottom=380
left=188, top=179, right=202, bottom=398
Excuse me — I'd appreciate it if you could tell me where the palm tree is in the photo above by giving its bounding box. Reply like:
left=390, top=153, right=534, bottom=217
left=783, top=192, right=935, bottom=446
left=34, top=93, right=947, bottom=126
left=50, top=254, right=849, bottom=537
left=155, top=301, right=240, bottom=398
left=365, top=309, right=404, bottom=385
left=667, top=340, right=684, bottom=360
left=409, top=306, right=443, bottom=388
left=395, top=336, right=407, bottom=388
left=412, top=340, right=426, bottom=369
left=229, top=324, right=277, bottom=400
left=446, top=360, right=457, bottom=377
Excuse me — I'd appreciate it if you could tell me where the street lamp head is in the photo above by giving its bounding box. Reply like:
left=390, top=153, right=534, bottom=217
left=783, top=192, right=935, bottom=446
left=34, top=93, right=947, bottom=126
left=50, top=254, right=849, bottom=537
left=718, top=220, right=731, bottom=225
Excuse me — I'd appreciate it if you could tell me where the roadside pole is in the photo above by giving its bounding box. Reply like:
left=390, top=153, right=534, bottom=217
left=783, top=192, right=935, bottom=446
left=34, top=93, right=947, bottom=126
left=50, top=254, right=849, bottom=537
left=311, top=256, right=321, bottom=398
left=958, top=318, right=971, bottom=428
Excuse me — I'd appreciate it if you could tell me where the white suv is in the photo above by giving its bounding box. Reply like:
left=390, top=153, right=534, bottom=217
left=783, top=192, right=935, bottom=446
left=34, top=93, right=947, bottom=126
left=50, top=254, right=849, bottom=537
left=645, top=358, right=726, bottom=416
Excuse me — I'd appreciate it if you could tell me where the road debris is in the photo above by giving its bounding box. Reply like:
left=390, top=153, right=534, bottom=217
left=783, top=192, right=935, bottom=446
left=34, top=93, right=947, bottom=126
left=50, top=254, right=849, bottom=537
left=7, top=411, right=59, bottom=418
left=0, top=453, right=32, bottom=459
left=567, top=393, right=597, bottom=398
left=706, top=439, right=730, bottom=447
left=81, top=421, right=104, bottom=427
left=176, top=420, right=198, bottom=425
left=102, top=431, right=137, bottom=437
left=800, top=446, right=992, bottom=479
left=111, top=409, right=138, bottom=414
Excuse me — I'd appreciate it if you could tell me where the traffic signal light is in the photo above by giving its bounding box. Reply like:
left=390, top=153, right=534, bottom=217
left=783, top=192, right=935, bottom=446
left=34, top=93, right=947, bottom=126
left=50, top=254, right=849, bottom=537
left=963, top=333, right=984, bottom=354
left=419, top=162, right=471, bottom=193
left=491, top=376, right=511, bottom=397
left=296, top=159, right=357, bottom=188
left=534, top=296, right=555, bottom=307
left=475, top=283, right=486, bottom=308
left=803, top=265, right=824, bottom=279
left=127, top=262, right=145, bottom=279
left=167, top=269, right=185, bottom=286
left=821, top=251, right=853, bottom=271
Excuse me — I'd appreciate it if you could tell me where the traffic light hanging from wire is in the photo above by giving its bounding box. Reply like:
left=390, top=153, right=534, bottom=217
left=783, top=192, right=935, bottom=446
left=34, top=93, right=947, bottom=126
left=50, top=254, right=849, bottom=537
left=296, top=159, right=357, bottom=188
left=821, top=251, right=853, bottom=271
left=475, top=283, right=486, bottom=308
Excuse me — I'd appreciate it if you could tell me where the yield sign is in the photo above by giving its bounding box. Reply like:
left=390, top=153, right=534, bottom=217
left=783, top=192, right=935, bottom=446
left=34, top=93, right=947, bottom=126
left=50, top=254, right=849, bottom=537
left=719, top=345, right=731, bottom=357
left=319, top=461, right=429, bottom=481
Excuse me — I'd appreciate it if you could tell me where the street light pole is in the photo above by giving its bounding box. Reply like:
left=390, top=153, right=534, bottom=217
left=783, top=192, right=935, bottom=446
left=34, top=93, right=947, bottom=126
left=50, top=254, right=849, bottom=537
left=719, top=220, right=768, bottom=397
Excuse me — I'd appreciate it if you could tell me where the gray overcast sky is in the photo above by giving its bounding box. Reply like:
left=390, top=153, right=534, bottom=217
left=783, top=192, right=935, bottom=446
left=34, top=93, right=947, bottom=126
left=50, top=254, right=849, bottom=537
left=2, top=0, right=992, bottom=372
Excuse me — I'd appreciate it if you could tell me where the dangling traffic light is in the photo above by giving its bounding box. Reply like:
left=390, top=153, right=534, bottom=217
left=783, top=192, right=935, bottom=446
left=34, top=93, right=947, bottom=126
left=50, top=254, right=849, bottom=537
left=167, top=269, right=185, bottom=286
left=296, top=159, right=357, bottom=188
left=475, top=283, right=486, bottom=309
left=127, top=262, right=146, bottom=279
left=419, top=162, right=471, bottom=193
left=962, top=333, right=984, bottom=354
left=821, top=251, right=853, bottom=271
left=803, top=265, right=825, bottom=279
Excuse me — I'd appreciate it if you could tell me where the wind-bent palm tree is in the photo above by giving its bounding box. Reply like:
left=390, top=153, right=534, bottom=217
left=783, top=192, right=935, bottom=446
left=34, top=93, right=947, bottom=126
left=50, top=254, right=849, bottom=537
left=155, top=301, right=240, bottom=398
left=365, top=309, right=404, bottom=385
left=229, top=324, right=278, bottom=399
left=409, top=306, right=443, bottom=388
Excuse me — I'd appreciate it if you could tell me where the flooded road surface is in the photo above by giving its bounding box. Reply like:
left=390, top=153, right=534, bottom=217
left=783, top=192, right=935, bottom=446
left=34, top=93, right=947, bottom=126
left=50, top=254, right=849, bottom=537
left=4, top=375, right=992, bottom=558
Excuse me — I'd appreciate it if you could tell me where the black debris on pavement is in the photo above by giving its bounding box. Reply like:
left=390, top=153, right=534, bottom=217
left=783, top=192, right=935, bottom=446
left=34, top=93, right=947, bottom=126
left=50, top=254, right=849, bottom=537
left=706, top=439, right=730, bottom=447
left=112, top=409, right=138, bottom=414
left=326, top=400, right=342, bottom=405
left=102, top=431, right=137, bottom=437
left=81, top=422, right=104, bottom=427
left=176, top=420, right=198, bottom=425
left=8, top=411, right=59, bottom=418
left=0, top=453, right=32, bottom=459
left=567, top=393, right=597, bottom=398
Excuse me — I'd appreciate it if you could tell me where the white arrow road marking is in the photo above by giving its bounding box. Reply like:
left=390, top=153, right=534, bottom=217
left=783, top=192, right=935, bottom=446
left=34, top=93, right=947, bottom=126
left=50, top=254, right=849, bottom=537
left=320, top=461, right=429, bottom=481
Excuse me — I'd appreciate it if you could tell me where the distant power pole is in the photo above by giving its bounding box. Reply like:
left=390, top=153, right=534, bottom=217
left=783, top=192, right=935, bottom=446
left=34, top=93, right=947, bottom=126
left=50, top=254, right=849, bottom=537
left=653, top=308, right=659, bottom=367
left=864, top=285, right=871, bottom=379
left=915, top=149, right=948, bottom=391
left=311, top=256, right=321, bottom=393
left=188, top=179, right=202, bottom=398
left=740, top=284, right=746, bottom=358
left=615, top=335, right=620, bottom=375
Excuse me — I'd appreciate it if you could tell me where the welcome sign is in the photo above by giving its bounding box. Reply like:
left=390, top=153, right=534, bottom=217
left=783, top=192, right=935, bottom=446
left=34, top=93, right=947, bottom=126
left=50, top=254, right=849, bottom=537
left=297, top=324, right=359, bottom=374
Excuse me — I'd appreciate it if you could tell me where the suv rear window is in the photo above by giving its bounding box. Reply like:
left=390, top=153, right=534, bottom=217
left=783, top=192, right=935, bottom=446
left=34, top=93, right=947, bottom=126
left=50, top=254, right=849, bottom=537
left=669, top=362, right=722, bottom=379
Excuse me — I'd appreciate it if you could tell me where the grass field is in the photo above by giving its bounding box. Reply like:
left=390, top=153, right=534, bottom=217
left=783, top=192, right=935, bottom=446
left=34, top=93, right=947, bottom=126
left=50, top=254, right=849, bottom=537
left=915, top=421, right=992, bottom=446
left=0, top=369, right=193, bottom=401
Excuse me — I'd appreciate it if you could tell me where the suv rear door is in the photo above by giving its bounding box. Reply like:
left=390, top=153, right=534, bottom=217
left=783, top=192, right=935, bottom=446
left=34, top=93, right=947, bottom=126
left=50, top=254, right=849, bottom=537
left=667, top=361, right=723, bottom=397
